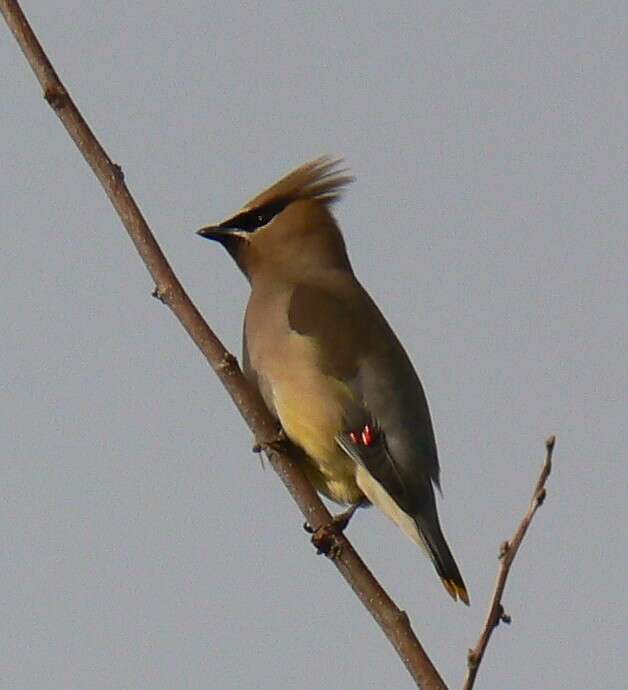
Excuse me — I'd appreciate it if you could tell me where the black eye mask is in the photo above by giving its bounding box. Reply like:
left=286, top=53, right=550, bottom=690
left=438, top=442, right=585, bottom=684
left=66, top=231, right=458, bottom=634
left=219, top=200, right=288, bottom=232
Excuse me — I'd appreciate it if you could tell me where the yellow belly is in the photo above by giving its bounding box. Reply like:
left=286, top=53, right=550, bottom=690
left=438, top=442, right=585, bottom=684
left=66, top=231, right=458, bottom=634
left=273, top=380, right=363, bottom=505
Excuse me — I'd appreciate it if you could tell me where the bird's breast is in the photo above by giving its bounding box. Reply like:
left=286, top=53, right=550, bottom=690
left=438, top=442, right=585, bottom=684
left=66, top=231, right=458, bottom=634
left=271, top=366, right=363, bottom=505
left=246, top=291, right=362, bottom=504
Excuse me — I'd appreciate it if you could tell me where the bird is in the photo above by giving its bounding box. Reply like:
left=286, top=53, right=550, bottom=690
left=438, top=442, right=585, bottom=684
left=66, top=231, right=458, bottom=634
left=197, top=157, right=469, bottom=604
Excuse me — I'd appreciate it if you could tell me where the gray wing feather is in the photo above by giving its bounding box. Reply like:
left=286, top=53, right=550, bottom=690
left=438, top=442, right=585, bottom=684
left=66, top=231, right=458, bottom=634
left=289, top=280, right=441, bottom=515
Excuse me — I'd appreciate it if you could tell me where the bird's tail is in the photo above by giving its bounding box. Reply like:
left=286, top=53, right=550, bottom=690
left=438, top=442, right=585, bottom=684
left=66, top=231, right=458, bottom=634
left=414, top=514, right=470, bottom=605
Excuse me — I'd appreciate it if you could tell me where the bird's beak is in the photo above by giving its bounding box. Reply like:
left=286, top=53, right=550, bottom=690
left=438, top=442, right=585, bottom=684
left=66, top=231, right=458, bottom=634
left=196, top=225, right=225, bottom=241
left=197, top=224, right=249, bottom=254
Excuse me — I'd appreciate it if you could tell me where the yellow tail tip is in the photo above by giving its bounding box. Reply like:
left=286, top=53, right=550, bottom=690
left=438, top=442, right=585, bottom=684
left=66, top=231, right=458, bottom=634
left=442, top=578, right=470, bottom=606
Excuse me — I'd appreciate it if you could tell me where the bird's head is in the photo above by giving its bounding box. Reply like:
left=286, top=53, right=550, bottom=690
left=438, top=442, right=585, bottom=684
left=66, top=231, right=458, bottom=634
left=197, top=157, right=354, bottom=282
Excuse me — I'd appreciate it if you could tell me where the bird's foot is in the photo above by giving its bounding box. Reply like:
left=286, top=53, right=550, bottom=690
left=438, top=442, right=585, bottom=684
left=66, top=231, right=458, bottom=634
left=304, top=502, right=365, bottom=559
left=251, top=427, right=287, bottom=454
left=308, top=522, right=344, bottom=559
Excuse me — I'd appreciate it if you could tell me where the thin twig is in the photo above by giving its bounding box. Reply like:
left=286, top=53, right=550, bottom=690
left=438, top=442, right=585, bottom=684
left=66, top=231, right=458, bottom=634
left=463, top=435, right=556, bottom=690
left=0, top=2, right=446, bottom=688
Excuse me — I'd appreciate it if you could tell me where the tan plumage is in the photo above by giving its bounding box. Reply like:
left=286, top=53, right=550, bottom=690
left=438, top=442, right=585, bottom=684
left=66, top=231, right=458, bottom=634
left=240, top=156, right=353, bottom=211
left=198, top=157, right=469, bottom=605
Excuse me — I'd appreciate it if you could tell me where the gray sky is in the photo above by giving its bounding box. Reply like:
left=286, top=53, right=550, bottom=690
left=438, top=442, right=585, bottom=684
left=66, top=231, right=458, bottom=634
left=2, top=2, right=626, bottom=689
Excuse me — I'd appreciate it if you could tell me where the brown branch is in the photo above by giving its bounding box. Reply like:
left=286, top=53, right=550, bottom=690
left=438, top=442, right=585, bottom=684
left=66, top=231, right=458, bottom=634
left=463, top=435, right=556, bottom=690
left=0, top=2, right=446, bottom=688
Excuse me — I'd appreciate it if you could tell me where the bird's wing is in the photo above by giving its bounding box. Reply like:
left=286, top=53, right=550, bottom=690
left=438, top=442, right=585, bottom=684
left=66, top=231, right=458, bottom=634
left=288, top=281, right=437, bottom=515
left=289, top=281, right=470, bottom=605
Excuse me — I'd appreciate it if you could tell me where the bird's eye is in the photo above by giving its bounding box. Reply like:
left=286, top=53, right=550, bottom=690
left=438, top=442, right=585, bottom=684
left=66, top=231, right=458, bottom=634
left=220, top=201, right=287, bottom=232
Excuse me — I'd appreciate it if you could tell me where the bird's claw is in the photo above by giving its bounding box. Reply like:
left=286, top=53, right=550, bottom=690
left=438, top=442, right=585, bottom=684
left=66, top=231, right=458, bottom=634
left=252, top=427, right=287, bottom=455
left=305, top=509, right=357, bottom=559
left=310, top=523, right=344, bottom=559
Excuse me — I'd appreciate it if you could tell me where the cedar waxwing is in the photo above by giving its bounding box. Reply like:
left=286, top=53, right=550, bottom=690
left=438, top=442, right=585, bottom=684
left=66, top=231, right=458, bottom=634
left=198, top=158, right=469, bottom=604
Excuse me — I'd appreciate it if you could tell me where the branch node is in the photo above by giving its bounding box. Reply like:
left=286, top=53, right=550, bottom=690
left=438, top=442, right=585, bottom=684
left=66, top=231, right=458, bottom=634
left=111, top=162, right=125, bottom=183
left=216, top=351, right=239, bottom=374
left=44, top=85, right=68, bottom=109
left=536, top=487, right=547, bottom=506
left=152, top=285, right=171, bottom=304
left=467, top=649, right=479, bottom=669
left=498, top=540, right=510, bottom=559
left=493, top=603, right=512, bottom=628
left=396, top=609, right=411, bottom=629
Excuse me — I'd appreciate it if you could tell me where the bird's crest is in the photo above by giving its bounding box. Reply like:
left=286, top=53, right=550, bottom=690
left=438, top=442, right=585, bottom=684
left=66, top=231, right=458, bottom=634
left=241, top=156, right=353, bottom=212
